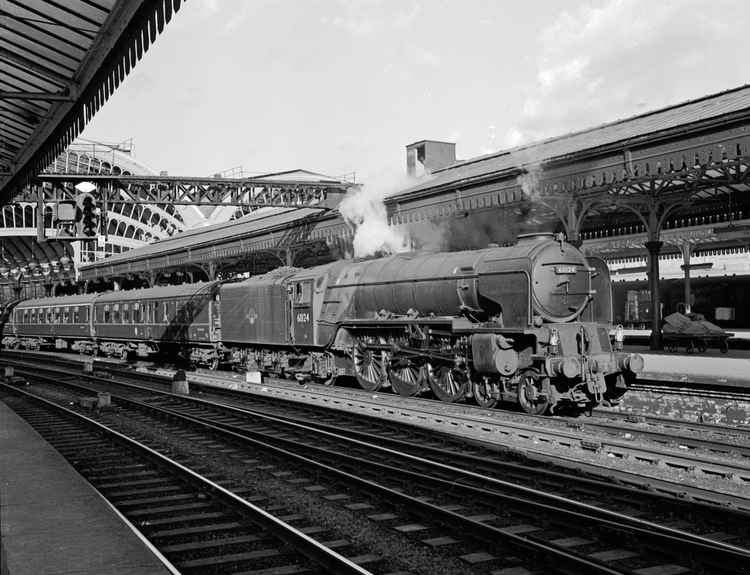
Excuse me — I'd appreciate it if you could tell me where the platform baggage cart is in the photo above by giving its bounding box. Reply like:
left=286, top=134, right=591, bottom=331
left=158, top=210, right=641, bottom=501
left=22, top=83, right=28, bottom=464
left=662, top=312, right=732, bottom=354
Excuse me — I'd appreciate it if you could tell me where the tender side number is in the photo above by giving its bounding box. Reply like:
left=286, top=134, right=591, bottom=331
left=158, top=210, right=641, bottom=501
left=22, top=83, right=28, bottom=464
left=296, top=312, right=310, bottom=323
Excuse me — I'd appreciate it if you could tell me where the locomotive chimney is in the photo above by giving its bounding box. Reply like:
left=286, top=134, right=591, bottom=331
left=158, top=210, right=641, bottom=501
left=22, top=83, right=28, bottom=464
left=406, top=140, right=456, bottom=177
left=516, top=232, right=555, bottom=244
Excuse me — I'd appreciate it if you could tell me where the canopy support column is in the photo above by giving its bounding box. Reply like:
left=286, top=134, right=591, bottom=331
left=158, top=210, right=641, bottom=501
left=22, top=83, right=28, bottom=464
left=680, top=242, right=693, bottom=314
left=645, top=240, right=663, bottom=350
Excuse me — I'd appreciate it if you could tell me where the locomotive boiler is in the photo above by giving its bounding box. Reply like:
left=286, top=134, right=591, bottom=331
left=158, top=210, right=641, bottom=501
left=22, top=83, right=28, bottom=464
left=0, top=233, right=642, bottom=414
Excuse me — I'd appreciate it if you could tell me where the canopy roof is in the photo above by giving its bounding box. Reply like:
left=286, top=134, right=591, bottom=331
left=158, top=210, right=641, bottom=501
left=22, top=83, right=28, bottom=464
left=0, top=0, right=185, bottom=202
left=390, top=84, right=750, bottom=201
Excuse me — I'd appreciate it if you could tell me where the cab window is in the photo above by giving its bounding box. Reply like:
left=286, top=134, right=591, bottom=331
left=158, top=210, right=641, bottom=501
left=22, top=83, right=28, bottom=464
left=294, top=282, right=311, bottom=304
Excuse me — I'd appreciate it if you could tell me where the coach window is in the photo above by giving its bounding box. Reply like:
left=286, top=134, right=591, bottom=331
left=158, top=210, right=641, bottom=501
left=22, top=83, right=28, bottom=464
left=134, top=302, right=142, bottom=323
left=123, top=303, right=130, bottom=323
left=63, top=307, right=70, bottom=323
left=73, top=307, right=79, bottom=323
left=53, top=308, right=60, bottom=323
left=23, top=309, right=28, bottom=324
left=113, top=304, right=120, bottom=323
left=104, top=305, right=110, bottom=323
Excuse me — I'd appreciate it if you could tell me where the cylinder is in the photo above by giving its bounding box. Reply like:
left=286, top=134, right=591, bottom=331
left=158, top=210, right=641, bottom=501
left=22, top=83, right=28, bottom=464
left=471, top=334, right=518, bottom=375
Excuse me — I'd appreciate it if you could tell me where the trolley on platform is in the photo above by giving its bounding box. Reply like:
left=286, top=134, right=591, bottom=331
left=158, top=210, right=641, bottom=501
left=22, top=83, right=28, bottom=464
left=662, top=312, right=732, bottom=354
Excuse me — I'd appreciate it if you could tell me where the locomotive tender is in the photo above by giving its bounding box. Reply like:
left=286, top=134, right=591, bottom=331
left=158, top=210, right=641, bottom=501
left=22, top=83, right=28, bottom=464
left=1, top=233, right=642, bottom=414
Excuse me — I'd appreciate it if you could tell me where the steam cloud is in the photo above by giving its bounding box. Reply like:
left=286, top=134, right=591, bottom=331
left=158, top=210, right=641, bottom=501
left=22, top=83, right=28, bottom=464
left=339, top=172, right=414, bottom=257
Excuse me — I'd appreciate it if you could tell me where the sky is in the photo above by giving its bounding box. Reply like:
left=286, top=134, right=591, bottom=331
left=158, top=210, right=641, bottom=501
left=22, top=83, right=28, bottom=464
left=81, top=0, right=750, bottom=185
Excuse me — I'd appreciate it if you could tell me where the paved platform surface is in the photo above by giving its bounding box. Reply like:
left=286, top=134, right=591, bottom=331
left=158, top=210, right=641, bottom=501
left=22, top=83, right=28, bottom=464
left=621, top=328, right=750, bottom=340
left=624, top=344, right=750, bottom=387
left=0, top=399, right=172, bottom=575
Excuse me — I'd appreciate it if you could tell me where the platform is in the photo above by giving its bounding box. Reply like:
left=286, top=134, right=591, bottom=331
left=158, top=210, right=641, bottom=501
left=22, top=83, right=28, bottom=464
left=621, top=328, right=750, bottom=341
left=623, top=344, right=750, bottom=387
left=0, top=399, right=173, bottom=575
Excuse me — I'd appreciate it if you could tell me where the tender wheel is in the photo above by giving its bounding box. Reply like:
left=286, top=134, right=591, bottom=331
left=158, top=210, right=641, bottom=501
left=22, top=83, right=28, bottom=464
left=119, top=348, right=129, bottom=361
left=207, top=356, right=219, bottom=370
left=517, top=371, right=550, bottom=415
left=353, top=345, right=386, bottom=392
left=428, top=364, right=469, bottom=402
left=472, top=376, right=500, bottom=409
left=389, top=360, right=424, bottom=397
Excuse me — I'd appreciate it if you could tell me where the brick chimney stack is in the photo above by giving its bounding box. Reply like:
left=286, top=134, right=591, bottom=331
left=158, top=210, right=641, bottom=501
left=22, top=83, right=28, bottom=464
left=406, top=140, right=456, bottom=177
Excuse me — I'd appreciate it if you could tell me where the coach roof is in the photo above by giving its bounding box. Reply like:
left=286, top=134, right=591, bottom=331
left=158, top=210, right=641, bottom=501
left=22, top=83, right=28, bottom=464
left=94, top=282, right=220, bottom=303
left=16, top=294, right=100, bottom=308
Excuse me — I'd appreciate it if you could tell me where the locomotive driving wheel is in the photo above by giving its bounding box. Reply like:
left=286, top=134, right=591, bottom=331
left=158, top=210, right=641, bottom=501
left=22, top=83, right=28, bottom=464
left=389, top=360, right=425, bottom=397
left=428, top=363, right=469, bottom=402
left=472, top=376, right=500, bottom=409
left=353, top=344, right=386, bottom=392
left=517, top=370, right=551, bottom=415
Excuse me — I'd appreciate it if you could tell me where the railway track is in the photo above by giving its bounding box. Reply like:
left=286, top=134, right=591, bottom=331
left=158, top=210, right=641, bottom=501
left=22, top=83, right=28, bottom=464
left=587, top=408, right=750, bottom=457
left=180, top=369, right=750, bottom=485
left=0, top=383, right=375, bottom=575
left=4, top=367, right=750, bottom=574
left=3, top=351, right=750, bottom=508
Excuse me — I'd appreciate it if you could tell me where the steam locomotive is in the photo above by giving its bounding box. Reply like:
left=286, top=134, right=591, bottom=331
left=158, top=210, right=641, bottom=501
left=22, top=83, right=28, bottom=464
left=0, top=233, right=643, bottom=414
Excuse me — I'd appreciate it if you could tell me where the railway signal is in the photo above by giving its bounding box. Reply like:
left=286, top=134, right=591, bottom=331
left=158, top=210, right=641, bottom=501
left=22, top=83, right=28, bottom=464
left=77, top=193, right=100, bottom=237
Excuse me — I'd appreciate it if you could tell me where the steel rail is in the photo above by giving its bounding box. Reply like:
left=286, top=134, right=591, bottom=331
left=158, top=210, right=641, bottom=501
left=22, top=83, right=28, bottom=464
left=10, top=370, right=750, bottom=575
left=174, top=363, right=750, bottom=458
left=0, top=382, right=375, bottom=575
left=4, top=353, right=750, bottom=511
left=180, top=366, right=750, bottom=481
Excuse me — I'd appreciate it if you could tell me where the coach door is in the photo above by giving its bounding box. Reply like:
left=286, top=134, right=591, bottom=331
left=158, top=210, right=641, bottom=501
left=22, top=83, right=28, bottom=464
left=289, top=280, right=313, bottom=345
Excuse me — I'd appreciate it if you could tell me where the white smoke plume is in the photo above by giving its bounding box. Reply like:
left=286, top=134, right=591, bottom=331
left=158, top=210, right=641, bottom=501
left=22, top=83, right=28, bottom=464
left=339, top=171, right=417, bottom=257
left=517, top=168, right=542, bottom=202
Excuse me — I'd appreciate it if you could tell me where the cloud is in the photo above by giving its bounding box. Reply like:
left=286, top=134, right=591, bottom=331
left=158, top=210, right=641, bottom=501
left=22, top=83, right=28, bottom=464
left=507, top=0, right=750, bottom=147
left=324, top=1, right=422, bottom=38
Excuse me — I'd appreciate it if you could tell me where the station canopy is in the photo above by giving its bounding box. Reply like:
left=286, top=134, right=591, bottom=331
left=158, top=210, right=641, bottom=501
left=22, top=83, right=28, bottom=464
left=0, top=0, right=185, bottom=202
left=393, top=85, right=750, bottom=201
